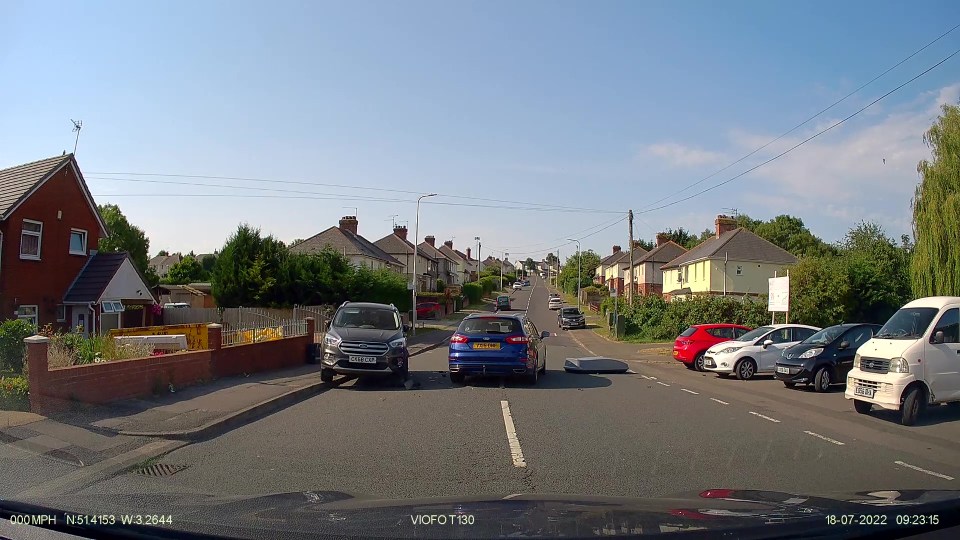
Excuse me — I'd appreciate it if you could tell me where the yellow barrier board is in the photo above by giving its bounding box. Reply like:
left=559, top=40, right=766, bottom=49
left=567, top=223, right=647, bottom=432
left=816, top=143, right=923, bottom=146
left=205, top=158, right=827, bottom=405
left=110, top=324, right=209, bottom=350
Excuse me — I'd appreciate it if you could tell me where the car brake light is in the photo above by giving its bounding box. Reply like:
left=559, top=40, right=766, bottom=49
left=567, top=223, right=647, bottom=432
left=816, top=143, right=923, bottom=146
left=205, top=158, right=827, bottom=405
left=699, top=489, right=734, bottom=499
left=450, top=334, right=469, bottom=343
left=505, top=335, right=529, bottom=344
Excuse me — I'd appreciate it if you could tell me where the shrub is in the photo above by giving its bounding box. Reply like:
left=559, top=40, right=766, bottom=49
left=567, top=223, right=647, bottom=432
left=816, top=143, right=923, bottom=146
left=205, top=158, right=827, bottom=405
left=463, top=282, right=483, bottom=304
left=0, top=375, right=29, bottom=411
left=602, top=294, right=770, bottom=341
left=0, top=320, right=35, bottom=373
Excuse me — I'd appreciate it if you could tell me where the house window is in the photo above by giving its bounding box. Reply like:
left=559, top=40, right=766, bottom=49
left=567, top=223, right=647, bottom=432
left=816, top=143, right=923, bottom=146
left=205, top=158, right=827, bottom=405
left=17, top=305, right=38, bottom=327
left=101, top=301, right=125, bottom=313
left=69, top=229, right=88, bottom=255
left=20, top=220, right=42, bottom=259
left=56, top=305, right=67, bottom=322
left=736, top=265, right=743, bottom=276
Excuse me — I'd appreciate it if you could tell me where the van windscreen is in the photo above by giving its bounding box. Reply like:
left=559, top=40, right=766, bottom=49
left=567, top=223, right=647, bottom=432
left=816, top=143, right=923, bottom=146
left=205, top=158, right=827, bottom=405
left=876, top=308, right=938, bottom=339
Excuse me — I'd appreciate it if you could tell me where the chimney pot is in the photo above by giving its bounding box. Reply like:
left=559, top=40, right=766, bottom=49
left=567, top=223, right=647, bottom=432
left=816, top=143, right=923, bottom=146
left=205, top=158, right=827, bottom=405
left=339, top=216, right=359, bottom=235
left=715, top=214, right=738, bottom=238
left=393, top=225, right=408, bottom=240
left=466, top=247, right=472, bottom=260
left=443, top=240, right=453, bottom=249
left=612, top=245, right=622, bottom=254
left=424, top=235, right=436, bottom=247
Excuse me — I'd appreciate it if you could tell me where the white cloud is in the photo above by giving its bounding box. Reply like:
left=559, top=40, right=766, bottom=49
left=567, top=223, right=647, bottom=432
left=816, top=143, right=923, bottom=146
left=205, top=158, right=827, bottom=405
left=644, top=142, right=727, bottom=168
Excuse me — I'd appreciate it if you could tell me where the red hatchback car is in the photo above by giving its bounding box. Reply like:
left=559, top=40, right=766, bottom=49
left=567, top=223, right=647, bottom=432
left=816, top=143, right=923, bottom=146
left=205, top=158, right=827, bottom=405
left=673, top=324, right=752, bottom=371
left=416, top=302, right=442, bottom=319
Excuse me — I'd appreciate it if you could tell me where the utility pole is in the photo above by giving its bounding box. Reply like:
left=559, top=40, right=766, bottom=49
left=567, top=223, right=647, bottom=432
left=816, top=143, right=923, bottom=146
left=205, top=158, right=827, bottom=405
left=627, top=209, right=634, bottom=305
left=71, top=119, right=83, bottom=154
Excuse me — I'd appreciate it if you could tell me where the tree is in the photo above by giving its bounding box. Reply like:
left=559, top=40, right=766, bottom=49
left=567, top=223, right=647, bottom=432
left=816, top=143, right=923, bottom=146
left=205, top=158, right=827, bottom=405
left=634, top=239, right=654, bottom=252
left=524, top=257, right=536, bottom=271
left=163, top=256, right=207, bottom=285
left=97, top=204, right=151, bottom=275
left=661, top=227, right=698, bottom=249
left=289, top=238, right=306, bottom=248
left=199, top=254, right=217, bottom=275
left=912, top=103, right=960, bottom=297
left=211, top=224, right=288, bottom=307
left=157, top=249, right=169, bottom=257
left=545, top=252, right=558, bottom=264
left=557, top=250, right=601, bottom=294
left=841, top=221, right=912, bottom=323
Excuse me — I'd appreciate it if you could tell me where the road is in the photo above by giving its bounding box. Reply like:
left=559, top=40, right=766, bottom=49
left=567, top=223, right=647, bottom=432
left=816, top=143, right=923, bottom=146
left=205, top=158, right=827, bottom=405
left=77, top=275, right=960, bottom=501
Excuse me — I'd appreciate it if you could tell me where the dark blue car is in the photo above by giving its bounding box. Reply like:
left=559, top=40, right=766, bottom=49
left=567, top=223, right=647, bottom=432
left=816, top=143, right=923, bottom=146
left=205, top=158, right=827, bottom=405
left=448, top=313, right=550, bottom=385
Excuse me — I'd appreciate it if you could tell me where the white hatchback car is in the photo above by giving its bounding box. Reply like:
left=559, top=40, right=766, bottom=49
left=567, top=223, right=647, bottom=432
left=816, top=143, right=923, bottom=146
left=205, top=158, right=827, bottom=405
left=703, top=323, right=821, bottom=380
left=548, top=298, right=563, bottom=310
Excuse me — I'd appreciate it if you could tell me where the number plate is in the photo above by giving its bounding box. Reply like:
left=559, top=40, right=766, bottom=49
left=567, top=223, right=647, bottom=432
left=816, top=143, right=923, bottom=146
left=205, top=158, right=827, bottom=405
left=776, top=366, right=790, bottom=374
left=855, top=386, right=875, bottom=398
left=473, top=342, right=501, bottom=350
left=349, top=356, right=378, bottom=364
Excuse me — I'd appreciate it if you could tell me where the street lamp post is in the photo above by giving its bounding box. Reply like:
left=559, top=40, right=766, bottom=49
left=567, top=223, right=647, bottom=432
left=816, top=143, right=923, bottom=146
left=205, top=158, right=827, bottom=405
left=474, top=236, right=480, bottom=282
left=411, top=193, right=438, bottom=336
left=567, top=238, right=581, bottom=310
left=500, top=252, right=509, bottom=290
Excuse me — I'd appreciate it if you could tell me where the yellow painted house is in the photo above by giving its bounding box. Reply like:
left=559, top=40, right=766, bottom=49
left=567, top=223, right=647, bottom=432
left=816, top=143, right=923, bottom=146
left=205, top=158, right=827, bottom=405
left=661, top=216, right=798, bottom=300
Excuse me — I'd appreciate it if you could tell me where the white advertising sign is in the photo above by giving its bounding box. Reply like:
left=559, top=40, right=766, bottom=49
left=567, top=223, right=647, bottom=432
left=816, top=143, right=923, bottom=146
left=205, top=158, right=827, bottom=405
left=768, top=276, right=790, bottom=312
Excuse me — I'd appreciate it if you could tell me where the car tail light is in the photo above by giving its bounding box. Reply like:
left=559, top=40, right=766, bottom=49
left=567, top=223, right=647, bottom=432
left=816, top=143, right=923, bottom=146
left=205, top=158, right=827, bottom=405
left=699, top=489, right=734, bottom=499
left=505, top=335, right=529, bottom=344
left=450, top=334, right=469, bottom=344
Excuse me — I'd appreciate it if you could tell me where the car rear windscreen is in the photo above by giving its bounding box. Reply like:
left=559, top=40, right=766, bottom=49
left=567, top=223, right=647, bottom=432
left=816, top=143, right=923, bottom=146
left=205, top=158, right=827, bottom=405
left=679, top=327, right=697, bottom=337
left=459, top=318, right=523, bottom=335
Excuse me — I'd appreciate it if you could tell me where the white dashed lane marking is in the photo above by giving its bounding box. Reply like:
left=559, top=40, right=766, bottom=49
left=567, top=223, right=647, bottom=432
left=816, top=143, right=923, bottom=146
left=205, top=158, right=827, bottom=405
left=710, top=398, right=729, bottom=405
left=894, top=460, right=954, bottom=481
left=500, top=400, right=527, bottom=468
left=803, top=431, right=845, bottom=445
left=656, top=382, right=670, bottom=387
left=749, top=411, right=781, bottom=423
left=681, top=388, right=699, bottom=395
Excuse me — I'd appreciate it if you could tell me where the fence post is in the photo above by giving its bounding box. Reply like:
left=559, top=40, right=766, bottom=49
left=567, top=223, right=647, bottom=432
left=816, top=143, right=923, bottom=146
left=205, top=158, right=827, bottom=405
left=25, top=335, right=50, bottom=413
left=207, top=323, right=223, bottom=351
left=305, top=317, right=316, bottom=343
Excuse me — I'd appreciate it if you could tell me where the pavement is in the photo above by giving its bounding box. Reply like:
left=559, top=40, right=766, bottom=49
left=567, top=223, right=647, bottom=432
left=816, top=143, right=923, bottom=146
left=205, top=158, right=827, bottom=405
left=10, top=280, right=960, bottom=511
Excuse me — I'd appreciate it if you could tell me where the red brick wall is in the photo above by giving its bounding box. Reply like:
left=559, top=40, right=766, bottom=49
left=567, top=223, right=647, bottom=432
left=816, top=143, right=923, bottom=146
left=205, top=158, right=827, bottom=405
left=0, top=161, right=103, bottom=329
left=213, top=335, right=311, bottom=378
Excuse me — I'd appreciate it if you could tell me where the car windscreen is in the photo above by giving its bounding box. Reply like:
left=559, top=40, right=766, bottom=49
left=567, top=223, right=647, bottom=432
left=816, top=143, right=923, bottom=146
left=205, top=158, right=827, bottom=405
left=561, top=308, right=581, bottom=316
left=333, top=307, right=401, bottom=330
left=738, top=325, right=774, bottom=342
left=876, top=307, right=939, bottom=339
left=459, top=317, right=523, bottom=335
left=679, top=327, right=697, bottom=337
left=802, top=325, right=845, bottom=345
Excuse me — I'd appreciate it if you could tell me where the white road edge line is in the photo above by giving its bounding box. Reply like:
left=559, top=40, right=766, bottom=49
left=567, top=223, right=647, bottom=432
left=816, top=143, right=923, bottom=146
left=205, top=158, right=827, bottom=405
left=639, top=375, right=653, bottom=380
left=681, top=389, right=699, bottom=395
left=710, top=398, right=729, bottom=405
left=647, top=376, right=658, bottom=380
left=656, top=381, right=670, bottom=387
left=803, top=431, right=845, bottom=446
left=749, top=411, right=781, bottom=423
left=894, top=460, right=954, bottom=481
left=500, top=400, right=527, bottom=468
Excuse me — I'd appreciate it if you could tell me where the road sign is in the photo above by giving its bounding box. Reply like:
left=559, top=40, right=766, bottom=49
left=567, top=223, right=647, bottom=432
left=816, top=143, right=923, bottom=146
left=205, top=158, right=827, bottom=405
left=768, top=276, right=789, bottom=312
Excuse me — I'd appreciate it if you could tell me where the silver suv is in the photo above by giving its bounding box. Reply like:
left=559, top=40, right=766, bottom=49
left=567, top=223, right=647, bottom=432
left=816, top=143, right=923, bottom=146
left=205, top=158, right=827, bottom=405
left=320, top=302, right=410, bottom=382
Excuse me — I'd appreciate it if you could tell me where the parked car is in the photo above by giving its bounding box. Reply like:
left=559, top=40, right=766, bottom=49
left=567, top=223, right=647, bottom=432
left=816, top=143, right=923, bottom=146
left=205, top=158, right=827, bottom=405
left=558, top=306, right=586, bottom=329
left=496, top=295, right=512, bottom=311
left=845, top=296, right=960, bottom=426
left=513, top=282, right=523, bottom=290
left=448, top=313, right=550, bottom=384
left=703, top=324, right=821, bottom=380
left=416, top=302, right=442, bottom=320
left=548, top=297, right=563, bottom=310
left=673, top=324, right=752, bottom=371
left=320, top=302, right=410, bottom=383
left=775, top=323, right=882, bottom=392
left=523, top=279, right=531, bottom=286
left=548, top=292, right=560, bottom=299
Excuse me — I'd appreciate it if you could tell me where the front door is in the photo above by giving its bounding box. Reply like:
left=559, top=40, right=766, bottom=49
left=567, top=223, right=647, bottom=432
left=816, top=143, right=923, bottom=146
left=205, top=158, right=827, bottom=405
left=925, top=307, right=960, bottom=402
left=72, top=308, right=88, bottom=337
left=758, top=328, right=793, bottom=372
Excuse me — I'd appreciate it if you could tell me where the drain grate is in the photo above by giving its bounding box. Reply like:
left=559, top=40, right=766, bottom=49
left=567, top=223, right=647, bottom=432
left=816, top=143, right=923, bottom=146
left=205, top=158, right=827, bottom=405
left=134, top=463, right=190, bottom=477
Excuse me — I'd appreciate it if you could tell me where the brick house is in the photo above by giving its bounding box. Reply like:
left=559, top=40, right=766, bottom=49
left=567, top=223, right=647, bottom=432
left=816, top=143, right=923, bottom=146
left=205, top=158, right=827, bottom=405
left=0, top=154, right=155, bottom=334
left=419, top=236, right=457, bottom=287
left=373, top=225, right=439, bottom=292
left=291, top=216, right=404, bottom=272
left=629, top=234, right=688, bottom=297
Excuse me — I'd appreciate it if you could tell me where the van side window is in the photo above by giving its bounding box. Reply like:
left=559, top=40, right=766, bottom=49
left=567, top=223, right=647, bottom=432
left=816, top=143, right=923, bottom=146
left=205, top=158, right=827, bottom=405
left=932, top=308, right=959, bottom=344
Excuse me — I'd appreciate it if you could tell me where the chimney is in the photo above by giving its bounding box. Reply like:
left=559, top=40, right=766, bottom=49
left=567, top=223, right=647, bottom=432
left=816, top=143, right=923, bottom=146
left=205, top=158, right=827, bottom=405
left=466, top=247, right=472, bottom=260
left=612, top=245, right=621, bottom=254
left=715, top=214, right=738, bottom=238
left=393, top=225, right=408, bottom=240
left=656, top=233, right=670, bottom=247
left=424, top=235, right=436, bottom=247
left=443, top=240, right=453, bottom=249
left=339, top=215, right=358, bottom=235
left=631, top=240, right=644, bottom=251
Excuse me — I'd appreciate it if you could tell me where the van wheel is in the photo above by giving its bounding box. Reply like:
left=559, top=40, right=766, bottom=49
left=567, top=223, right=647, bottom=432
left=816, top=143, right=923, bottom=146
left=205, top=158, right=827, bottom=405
left=900, top=386, right=925, bottom=426
left=813, top=367, right=831, bottom=393
left=320, top=369, right=334, bottom=383
left=853, top=400, right=872, bottom=414
left=734, top=358, right=756, bottom=380
left=449, top=372, right=465, bottom=384
left=693, top=353, right=706, bottom=372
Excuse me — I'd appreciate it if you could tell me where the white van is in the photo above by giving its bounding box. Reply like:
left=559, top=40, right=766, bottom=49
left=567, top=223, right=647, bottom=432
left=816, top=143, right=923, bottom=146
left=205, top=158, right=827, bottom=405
left=844, top=296, right=960, bottom=426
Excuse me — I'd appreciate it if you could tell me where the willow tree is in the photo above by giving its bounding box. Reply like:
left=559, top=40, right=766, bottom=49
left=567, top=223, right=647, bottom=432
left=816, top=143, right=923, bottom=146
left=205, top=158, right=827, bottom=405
left=912, top=104, right=960, bottom=297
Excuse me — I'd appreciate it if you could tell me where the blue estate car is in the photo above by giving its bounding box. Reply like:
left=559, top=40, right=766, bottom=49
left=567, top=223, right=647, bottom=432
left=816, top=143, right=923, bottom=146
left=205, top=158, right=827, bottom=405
left=448, top=313, right=550, bottom=385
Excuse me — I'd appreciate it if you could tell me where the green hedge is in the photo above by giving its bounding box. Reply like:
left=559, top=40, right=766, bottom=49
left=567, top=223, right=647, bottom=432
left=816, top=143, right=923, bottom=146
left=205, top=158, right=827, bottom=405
left=602, top=294, right=770, bottom=340
left=0, top=320, right=35, bottom=373
left=463, top=282, right=483, bottom=304
left=0, top=375, right=29, bottom=411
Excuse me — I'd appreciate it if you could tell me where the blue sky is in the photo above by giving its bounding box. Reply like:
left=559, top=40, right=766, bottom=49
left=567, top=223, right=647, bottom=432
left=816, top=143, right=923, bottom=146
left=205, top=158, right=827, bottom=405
left=2, top=0, right=958, bottom=263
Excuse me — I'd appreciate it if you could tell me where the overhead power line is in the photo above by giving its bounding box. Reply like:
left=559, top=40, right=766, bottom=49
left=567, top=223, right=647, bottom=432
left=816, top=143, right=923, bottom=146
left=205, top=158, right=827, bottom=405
left=639, top=22, right=960, bottom=212
left=639, top=46, right=960, bottom=214
left=503, top=215, right=629, bottom=257
left=488, top=214, right=627, bottom=251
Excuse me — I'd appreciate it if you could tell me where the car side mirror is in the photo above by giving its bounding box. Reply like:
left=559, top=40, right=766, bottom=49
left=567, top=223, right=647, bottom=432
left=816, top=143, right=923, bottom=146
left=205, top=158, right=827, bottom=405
left=541, top=331, right=551, bottom=339
left=838, top=340, right=850, bottom=350
left=403, top=323, right=411, bottom=333
left=933, top=331, right=945, bottom=344
left=762, top=339, right=773, bottom=349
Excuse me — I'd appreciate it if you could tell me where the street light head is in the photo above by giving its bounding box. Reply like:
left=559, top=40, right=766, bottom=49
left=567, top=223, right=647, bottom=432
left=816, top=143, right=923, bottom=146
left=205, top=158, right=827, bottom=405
left=427, top=193, right=438, bottom=197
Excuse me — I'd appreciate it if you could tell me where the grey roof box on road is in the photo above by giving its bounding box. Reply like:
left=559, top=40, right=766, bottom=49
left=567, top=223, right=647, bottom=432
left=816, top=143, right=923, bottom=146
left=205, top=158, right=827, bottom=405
left=563, top=357, right=629, bottom=374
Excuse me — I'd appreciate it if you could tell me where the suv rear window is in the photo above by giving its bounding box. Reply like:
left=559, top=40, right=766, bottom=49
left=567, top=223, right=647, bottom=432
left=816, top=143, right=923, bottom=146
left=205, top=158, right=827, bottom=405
left=679, top=327, right=697, bottom=337
left=459, top=317, right=523, bottom=335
